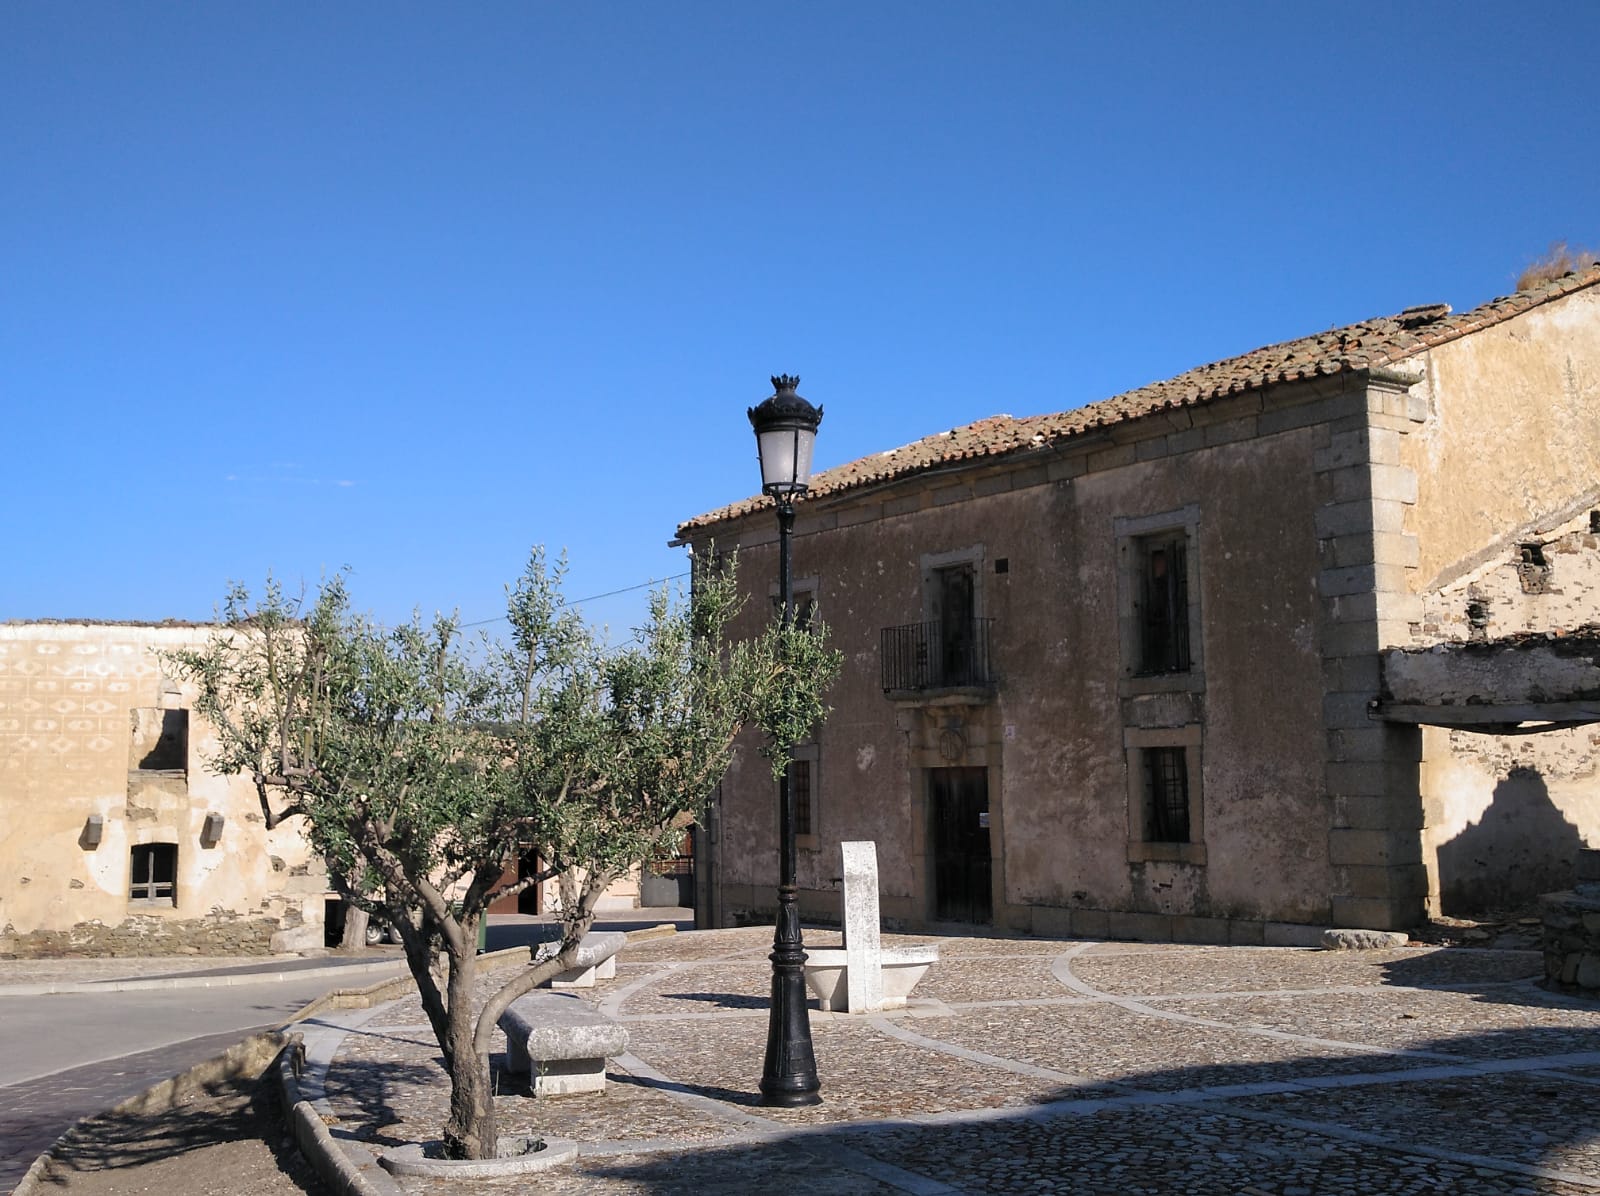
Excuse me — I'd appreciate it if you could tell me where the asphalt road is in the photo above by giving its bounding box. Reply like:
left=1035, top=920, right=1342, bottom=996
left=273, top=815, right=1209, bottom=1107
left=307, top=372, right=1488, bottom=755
left=0, top=976, right=338, bottom=1192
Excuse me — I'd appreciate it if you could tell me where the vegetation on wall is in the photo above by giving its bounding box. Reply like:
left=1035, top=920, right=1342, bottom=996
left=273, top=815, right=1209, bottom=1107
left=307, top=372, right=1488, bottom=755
left=1517, top=240, right=1599, bottom=291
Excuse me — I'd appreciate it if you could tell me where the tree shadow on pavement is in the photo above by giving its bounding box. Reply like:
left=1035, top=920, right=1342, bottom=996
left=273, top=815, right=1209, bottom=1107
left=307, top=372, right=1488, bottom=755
left=38, top=1076, right=329, bottom=1194
left=316, top=1057, right=452, bottom=1148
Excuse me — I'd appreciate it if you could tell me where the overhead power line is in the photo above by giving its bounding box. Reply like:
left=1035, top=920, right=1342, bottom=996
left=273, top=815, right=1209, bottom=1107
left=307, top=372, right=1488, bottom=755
left=457, top=571, right=692, bottom=629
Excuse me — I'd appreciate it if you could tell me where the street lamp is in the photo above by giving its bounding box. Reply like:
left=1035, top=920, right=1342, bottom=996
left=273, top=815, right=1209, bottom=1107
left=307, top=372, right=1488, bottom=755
left=748, top=373, right=824, bottom=1107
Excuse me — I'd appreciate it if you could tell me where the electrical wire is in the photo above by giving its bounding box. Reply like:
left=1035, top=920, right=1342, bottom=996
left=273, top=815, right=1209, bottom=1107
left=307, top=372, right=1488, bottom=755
left=457, top=571, right=692, bottom=629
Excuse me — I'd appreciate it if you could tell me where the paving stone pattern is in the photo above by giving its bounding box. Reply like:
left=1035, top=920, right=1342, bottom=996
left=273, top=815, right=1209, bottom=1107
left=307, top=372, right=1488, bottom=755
left=313, top=928, right=1600, bottom=1194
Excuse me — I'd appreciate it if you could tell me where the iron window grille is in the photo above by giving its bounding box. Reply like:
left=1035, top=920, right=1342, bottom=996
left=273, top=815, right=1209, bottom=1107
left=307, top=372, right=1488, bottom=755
left=1138, top=534, right=1190, bottom=674
left=1144, top=747, right=1191, bottom=842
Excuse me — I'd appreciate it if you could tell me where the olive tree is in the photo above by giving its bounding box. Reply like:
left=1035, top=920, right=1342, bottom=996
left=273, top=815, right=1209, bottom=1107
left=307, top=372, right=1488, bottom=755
left=167, top=548, right=838, bottom=1159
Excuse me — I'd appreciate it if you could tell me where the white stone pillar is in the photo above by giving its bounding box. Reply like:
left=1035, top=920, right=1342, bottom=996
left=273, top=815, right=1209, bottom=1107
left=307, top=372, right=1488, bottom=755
left=841, top=840, right=884, bottom=1013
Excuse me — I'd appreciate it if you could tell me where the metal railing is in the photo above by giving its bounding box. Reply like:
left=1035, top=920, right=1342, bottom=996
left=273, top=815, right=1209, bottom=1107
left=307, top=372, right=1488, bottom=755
left=880, top=619, right=995, bottom=693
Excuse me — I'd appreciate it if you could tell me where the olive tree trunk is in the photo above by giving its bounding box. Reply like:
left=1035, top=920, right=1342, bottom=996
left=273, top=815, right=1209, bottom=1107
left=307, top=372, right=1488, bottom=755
left=440, top=925, right=498, bottom=1160
left=338, top=903, right=371, bottom=952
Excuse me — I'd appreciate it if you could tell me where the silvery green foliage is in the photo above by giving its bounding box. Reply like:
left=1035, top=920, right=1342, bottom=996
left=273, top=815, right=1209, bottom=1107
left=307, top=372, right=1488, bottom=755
left=165, top=547, right=838, bottom=1159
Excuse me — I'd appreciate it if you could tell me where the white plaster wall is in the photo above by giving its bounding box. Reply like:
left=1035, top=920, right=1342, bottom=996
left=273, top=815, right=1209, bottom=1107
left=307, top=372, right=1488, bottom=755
left=0, top=624, right=325, bottom=943
left=1404, top=290, right=1600, bottom=913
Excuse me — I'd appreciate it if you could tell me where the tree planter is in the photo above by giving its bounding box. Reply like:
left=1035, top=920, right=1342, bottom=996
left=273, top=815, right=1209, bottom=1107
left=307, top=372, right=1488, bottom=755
left=379, top=1135, right=577, bottom=1178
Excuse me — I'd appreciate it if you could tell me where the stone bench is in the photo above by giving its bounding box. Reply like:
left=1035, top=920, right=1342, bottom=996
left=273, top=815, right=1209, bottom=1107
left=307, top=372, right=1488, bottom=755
left=533, top=930, right=628, bottom=988
left=498, top=992, right=629, bottom=1096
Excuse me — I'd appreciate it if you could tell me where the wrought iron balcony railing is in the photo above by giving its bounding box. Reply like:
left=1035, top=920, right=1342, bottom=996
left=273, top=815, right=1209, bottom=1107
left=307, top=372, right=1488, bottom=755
left=880, top=619, right=995, bottom=693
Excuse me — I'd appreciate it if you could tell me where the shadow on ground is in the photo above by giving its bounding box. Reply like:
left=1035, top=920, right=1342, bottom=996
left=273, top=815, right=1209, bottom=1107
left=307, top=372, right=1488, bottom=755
left=575, top=1023, right=1600, bottom=1194
left=37, top=1077, right=329, bottom=1195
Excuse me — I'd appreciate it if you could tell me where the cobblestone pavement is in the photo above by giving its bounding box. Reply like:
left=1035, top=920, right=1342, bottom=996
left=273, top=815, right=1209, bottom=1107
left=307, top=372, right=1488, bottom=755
left=307, top=927, right=1600, bottom=1194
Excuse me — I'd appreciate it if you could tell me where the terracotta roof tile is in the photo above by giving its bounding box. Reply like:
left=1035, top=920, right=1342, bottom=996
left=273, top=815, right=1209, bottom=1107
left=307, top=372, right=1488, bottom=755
left=678, top=263, right=1600, bottom=535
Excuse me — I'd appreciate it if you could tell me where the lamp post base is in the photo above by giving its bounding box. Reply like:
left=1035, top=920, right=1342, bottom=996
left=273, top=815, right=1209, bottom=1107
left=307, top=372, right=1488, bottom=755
left=759, top=889, right=821, bottom=1107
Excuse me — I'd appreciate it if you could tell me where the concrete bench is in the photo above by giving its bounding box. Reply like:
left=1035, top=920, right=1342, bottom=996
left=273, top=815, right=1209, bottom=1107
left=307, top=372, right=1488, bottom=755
left=533, top=930, right=628, bottom=988
left=498, top=992, right=629, bottom=1095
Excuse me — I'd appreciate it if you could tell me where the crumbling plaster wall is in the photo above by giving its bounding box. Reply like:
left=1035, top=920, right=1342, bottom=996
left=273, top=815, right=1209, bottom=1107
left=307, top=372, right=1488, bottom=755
left=0, top=624, right=325, bottom=955
left=1400, top=290, right=1600, bottom=914
left=1404, top=287, right=1600, bottom=590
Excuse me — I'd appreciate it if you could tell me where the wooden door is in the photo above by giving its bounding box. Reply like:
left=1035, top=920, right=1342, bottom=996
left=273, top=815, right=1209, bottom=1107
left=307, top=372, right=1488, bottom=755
left=930, top=766, right=992, bottom=923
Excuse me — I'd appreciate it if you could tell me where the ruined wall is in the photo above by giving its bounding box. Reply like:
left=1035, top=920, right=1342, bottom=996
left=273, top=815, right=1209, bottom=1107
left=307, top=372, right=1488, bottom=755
left=1413, top=509, right=1600, bottom=647
left=0, top=624, right=326, bottom=956
left=1401, top=291, right=1600, bottom=914
left=1403, top=512, right=1600, bottom=913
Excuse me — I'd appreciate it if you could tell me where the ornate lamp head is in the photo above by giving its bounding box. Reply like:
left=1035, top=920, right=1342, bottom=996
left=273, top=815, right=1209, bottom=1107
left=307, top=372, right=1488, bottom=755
left=748, top=375, right=824, bottom=499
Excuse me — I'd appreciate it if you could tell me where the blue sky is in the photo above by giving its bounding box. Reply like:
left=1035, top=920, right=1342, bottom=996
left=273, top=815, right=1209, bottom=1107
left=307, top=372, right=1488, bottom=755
left=4, top=3, right=1597, bottom=636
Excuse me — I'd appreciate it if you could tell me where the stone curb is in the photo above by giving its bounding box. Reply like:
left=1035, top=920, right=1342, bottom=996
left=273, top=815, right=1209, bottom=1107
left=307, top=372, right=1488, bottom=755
left=288, top=971, right=421, bottom=1024
left=625, top=923, right=679, bottom=943
left=278, top=1034, right=404, bottom=1196
left=0, top=958, right=409, bottom=997
left=12, top=1030, right=289, bottom=1196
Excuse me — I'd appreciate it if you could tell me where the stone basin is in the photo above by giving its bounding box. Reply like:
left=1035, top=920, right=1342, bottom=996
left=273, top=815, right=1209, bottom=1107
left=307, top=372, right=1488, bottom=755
left=801, top=944, right=939, bottom=1012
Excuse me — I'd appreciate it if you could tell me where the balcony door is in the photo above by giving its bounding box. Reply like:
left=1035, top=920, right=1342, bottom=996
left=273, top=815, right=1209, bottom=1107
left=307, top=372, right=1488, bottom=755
left=933, top=564, right=976, bottom=686
left=930, top=766, right=992, bottom=924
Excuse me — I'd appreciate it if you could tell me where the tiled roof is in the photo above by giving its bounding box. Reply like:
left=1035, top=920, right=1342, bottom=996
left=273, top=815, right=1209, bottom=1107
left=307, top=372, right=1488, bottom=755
left=678, top=263, right=1600, bottom=536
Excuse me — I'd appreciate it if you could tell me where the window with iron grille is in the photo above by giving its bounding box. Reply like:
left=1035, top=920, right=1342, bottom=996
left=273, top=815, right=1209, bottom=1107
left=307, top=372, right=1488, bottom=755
left=1143, top=746, right=1190, bottom=842
left=1124, top=725, right=1204, bottom=865
left=130, top=843, right=177, bottom=904
left=1138, top=533, right=1190, bottom=674
left=1116, top=508, right=1201, bottom=697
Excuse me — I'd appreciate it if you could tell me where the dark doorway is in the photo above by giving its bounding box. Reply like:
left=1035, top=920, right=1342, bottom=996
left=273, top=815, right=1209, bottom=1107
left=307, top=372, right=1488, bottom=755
left=515, top=849, right=541, bottom=914
left=930, top=766, right=991, bottom=923
left=488, top=848, right=543, bottom=916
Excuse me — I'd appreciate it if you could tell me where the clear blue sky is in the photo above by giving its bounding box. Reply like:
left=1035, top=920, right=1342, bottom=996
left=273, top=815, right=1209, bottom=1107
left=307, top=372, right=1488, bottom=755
left=5, top=3, right=1596, bottom=636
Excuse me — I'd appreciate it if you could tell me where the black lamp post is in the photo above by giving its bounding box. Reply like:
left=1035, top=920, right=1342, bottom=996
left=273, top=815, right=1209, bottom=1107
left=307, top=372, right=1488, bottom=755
left=748, top=373, right=824, bottom=1107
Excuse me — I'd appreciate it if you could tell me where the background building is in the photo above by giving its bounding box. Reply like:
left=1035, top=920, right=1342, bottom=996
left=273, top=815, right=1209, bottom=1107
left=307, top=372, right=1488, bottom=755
left=0, top=622, right=326, bottom=956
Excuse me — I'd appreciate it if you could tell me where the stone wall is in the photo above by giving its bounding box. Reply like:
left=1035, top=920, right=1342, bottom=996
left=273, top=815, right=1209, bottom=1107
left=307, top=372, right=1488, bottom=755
left=1542, top=853, right=1600, bottom=993
left=697, top=375, right=1347, bottom=936
left=3, top=912, right=284, bottom=957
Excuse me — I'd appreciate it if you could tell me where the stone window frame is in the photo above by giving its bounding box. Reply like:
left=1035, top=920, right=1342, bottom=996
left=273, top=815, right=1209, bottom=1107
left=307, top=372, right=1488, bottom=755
left=129, top=841, right=179, bottom=905
left=1115, top=506, right=1203, bottom=697
left=769, top=573, right=820, bottom=632
left=789, top=742, right=820, bottom=852
left=1124, top=724, right=1206, bottom=865
left=919, top=546, right=986, bottom=625
left=920, top=545, right=988, bottom=689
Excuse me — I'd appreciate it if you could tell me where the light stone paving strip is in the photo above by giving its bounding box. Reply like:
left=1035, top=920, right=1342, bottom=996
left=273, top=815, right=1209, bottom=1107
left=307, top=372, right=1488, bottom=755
left=312, top=929, right=1600, bottom=1193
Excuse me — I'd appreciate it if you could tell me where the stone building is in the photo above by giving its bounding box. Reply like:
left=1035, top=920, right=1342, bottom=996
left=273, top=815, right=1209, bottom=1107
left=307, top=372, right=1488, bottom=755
left=0, top=622, right=326, bottom=956
left=675, top=264, right=1600, bottom=943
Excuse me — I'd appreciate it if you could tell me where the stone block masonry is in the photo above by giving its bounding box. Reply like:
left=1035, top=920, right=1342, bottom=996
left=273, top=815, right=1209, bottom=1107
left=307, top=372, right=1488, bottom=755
left=1314, top=378, right=1427, bottom=931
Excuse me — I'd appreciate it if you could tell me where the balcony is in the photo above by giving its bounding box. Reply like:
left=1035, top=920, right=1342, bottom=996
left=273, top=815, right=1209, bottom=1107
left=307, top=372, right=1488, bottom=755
left=880, top=619, right=996, bottom=695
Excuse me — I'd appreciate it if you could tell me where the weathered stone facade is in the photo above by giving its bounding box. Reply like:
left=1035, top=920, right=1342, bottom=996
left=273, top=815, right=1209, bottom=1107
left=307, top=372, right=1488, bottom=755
left=679, top=267, right=1600, bottom=941
left=0, top=623, right=327, bottom=956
